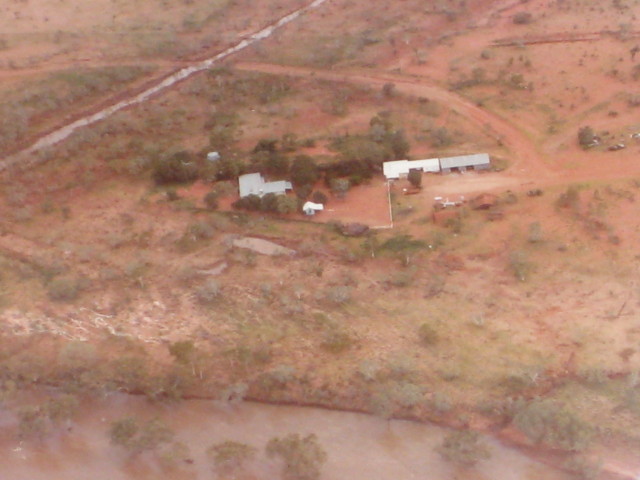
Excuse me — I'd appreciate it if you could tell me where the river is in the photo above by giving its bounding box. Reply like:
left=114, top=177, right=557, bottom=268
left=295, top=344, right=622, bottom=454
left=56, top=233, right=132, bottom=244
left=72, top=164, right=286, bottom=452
left=1, top=395, right=570, bottom=480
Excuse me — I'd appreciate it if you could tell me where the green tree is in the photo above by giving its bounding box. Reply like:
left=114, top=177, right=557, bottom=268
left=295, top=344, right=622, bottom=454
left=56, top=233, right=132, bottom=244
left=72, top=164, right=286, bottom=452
left=152, top=151, right=198, bottom=185
left=266, top=433, right=327, bottom=480
left=311, top=191, right=328, bottom=204
left=330, top=178, right=350, bottom=198
left=290, top=155, right=319, bottom=187
left=260, top=193, right=279, bottom=213
left=407, top=169, right=422, bottom=188
left=276, top=195, right=298, bottom=214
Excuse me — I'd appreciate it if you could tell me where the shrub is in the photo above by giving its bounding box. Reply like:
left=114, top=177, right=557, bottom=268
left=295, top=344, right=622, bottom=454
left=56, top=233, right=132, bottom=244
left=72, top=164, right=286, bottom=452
left=152, top=151, right=198, bottom=185
left=513, top=11, right=533, bottom=24
left=168, top=341, right=195, bottom=365
left=528, top=221, right=543, bottom=243
left=207, top=441, right=256, bottom=476
left=290, top=155, right=319, bottom=187
left=276, top=195, right=299, bottom=214
left=418, top=323, right=439, bottom=346
left=109, top=417, right=174, bottom=454
left=203, top=191, right=219, bottom=210
left=556, top=186, right=580, bottom=210
left=430, top=127, right=453, bottom=147
left=437, top=430, right=491, bottom=466
left=311, top=191, right=328, bottom=204
left=513, top=399, right=591, bottom=451
left=266, top=433, right=327, bottom=480
left=509, top=251, right=531, bottom=282
left=577, top=126, right=595, bottom=148
left=321, top=329, right=353, bottom=353
left=329, top=178, right=350, bottom=198
left=325, top=286, right=351, bottom=305
left=407, top=169, right=422, bottom=188
left=47, top=275, right=80, bottom=302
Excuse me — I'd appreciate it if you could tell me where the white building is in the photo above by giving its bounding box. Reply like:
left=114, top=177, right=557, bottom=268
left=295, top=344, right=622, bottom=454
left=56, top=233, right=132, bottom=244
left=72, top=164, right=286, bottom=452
left=439, top=153, right=490, bottom=173
left=302, top=201, right=324, bottom=216
left=383, top=158, right=440, bottom=180
left=238, top=173, right=293, bottom=198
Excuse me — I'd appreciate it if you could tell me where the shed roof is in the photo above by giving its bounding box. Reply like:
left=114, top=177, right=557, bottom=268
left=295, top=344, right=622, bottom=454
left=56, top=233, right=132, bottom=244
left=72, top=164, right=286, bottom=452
left=302, top=201, right=324, bottom=211
left=439, top=153, right=490, bottom=169
left=239, top=173, right=264, bottom=198
left=262, top=180, right=293, bottom=195
left=410, top=158, right=440, bottom=172
left=383, top=160, right=409, bottom=179
left=383, top=158, right=442, bottom=179
left=238, top=173, right=292, bottom=198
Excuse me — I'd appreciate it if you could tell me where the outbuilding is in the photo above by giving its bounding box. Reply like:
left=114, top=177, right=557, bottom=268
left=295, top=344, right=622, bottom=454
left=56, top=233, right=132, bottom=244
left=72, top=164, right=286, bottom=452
left=238, top=173, right=292, bottom=198
left=383, top=158, right=441, bottom=180
left=439, top=153, right=490, bottom=173
left=302, top=201, right=324, bottom=216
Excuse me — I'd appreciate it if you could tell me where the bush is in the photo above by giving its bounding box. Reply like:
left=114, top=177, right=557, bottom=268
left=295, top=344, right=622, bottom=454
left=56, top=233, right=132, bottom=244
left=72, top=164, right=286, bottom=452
left=311, top=191, right=328, bottom=204
left=276, top=195, right=298, bottom=214
left=418, top=323, right=439, bottom=346
left=577, top=126, right=595, bottom=148
left=207, top=441, right=256, bottom=476
left=329, top=178, right=350, bottom=198
left=513, top=11, right=533, bottom=24
left=321, top=329, right=353, bottom=353
left=290, top=155, right=319, bottom=187
left=203, top=191, right=219, bottom=210
left=513, top=399, right=591, bottom=451
left=152, top=151, right=198, bottom=185
left=437, top=430, right=491, bottom=466
left=109, top=417, right=174, bottom=454
left=325, top=286, right=351, bottom=305
left=430, top=127, right=453, bottom=147
left=266, top=433, right=327, bottom=480
left=556, top=186, right=580, bottom=210
left=407, top=169, right=422, bottom=188
left=47, top=275, right=80, bottom=302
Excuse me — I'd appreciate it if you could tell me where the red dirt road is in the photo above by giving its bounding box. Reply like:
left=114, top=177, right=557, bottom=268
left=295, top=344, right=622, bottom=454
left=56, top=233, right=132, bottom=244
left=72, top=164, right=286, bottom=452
left=234, top=61, right=551, bottom=180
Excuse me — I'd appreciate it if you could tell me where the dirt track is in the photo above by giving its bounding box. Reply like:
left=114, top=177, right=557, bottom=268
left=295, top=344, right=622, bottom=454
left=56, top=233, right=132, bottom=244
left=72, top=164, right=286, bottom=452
left=235, top=61, right=552, bottom=180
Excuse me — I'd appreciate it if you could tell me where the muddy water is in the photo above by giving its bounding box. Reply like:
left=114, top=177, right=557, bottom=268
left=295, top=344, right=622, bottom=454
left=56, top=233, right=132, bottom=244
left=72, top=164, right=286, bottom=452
left=1, top=395, right=570, bottom=480
left=0, top=0, right=329, bottom=171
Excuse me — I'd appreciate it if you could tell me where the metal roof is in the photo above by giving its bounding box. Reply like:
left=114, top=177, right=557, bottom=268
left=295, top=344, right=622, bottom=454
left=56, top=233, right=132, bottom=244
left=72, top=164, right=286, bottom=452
left=410, top=158, right=440, bottom=172
left=439, top=153, right=490, bottom=169
left=383, top=160, right=409, bottom=179
left=383, top=158, right=441, bottom=179
left=239, top=173, right=264, bottom=197
left=238, top=173, right=292, bottom=198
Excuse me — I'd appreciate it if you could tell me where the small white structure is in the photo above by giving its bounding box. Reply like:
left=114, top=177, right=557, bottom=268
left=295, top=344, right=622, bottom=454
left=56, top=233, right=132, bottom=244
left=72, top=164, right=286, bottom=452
left=302, top=201, right=324, bottom=216
left=207, top=151, right=221, bottom=162
left=238, top=173, right=293, bottom=198
left=383, top=158, right=440, bottom=180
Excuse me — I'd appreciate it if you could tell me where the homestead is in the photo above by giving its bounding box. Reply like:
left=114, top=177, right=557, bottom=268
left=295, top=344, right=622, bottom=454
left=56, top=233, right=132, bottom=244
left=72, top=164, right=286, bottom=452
left=383, top=154, right=490, bottom=179
left=238, top=172, right=293, bottom=198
